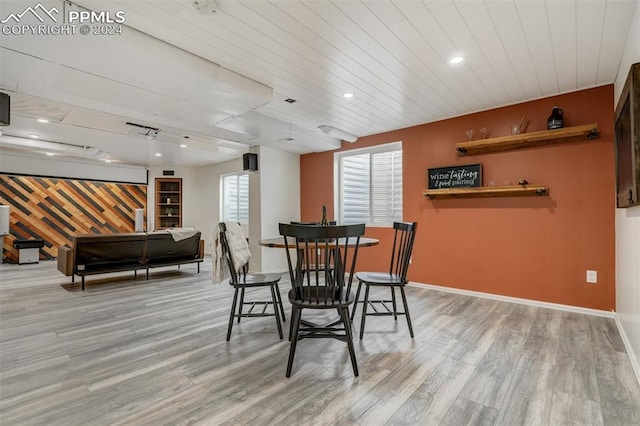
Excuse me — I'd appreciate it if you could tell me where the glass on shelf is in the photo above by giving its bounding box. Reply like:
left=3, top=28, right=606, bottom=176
left=465, top=129, right=475, bottom=141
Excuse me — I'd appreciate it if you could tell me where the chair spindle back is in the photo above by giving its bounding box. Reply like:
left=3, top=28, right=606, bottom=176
left=389, top=222, right=418, bottom=281
left=279, top=223, right=365, bottom=305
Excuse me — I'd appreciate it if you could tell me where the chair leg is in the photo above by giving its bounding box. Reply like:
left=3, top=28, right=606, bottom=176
left=391, top=286, right=398, bottom=321
left=341, top=307, right=359, bottom=377
left=286, top=306, right=302, bottom=377
left=275, top=282, right=286, bottom=322
left=359, top=284, right=370, bottom=339
left=227, top=287, right=240, bottom=341
left=289, top=306, right=295, bottom=342
left=237, top=288, right=245, bottom=323
left=400, top=286, right=414, bottom=338
left=270, top=285, right=284, bottom=339
left=351, top=281, right=362, bottom=321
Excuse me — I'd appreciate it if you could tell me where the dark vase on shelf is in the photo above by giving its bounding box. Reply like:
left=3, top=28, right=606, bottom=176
left=547, top=106, right=563, bottom=130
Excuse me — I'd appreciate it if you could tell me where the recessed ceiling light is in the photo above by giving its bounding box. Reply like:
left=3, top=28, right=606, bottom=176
left=343, top=93, right=354, bottom=98
left=45, top=152, right=54, bottom=156
left=104, top=159, right=112, bottom=163
left=37, top=118, right=49, bottom=123
left=450, top=56, right=464, bottom=64
left=155, top=153, right=162, bottom=157
left=180, top=144, right=187, bottom=148
left=29, top=133, right=39, bottom=138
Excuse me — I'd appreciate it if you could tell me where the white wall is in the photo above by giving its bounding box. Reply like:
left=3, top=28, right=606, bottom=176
left=254, top=146, right=300, bottom=273
left=192, top=157, right=243, bottom=254
left=147, top=167, right=198, bottom=231
left=0, top=152, right=147, bottom=184
left=191, top=147, right=300, bottom=273
left=614, top=1, right=640, bottom=372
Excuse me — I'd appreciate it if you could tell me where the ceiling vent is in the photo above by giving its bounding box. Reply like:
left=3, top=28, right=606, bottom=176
left=126, top=122, right=161, bottom=140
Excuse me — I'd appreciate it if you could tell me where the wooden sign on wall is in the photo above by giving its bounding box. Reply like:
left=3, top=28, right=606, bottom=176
left=428, top=164, right=482, bottom=189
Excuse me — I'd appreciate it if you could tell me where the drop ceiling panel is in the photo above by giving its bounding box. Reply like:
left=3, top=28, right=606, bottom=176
left=0, top=48, right=55, bottom=95
left=454, top=0, right=523, bottom=103
left=485, top=1, right=543, bottom=100
left=515, top=1, right=559, bottom=97
left=394, top=1, right=481, bottom=110
left=288, top=1, right=428, bottom=122
left=576, top=0, right=606, bottom=88
left=597, top=1, right=637, bottom=85
left=548, top=0, right=578, bottom=94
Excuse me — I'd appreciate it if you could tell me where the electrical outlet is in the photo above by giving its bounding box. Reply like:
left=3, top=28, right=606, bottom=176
left=586, top=270, right=597, bottom=284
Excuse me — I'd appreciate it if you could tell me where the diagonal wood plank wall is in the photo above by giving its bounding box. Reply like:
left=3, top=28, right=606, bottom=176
left=0, top=175, right=147, bottom=262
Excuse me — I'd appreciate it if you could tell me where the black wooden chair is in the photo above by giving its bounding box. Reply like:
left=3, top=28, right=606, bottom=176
left=280, top=223, right=365, bottom=377
left=219, top=223, right=285, bottom=341
left=351, top=222, right=417, bottom=339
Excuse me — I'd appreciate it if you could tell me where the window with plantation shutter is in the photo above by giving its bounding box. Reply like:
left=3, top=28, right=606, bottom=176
left=335, top=142, right=402, bottom=226
left=221, top=172, right=249, bottom=224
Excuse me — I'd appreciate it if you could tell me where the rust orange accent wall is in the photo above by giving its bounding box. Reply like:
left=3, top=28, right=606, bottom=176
left=300, top=85, right=616, bottom=311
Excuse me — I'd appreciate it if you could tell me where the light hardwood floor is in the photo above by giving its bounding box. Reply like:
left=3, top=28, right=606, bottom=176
left=1, top=260, right=639, bottom=425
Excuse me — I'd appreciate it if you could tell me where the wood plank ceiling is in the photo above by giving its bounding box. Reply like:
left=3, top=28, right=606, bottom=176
left=1, top=0, right=636, bottom=167
left=91, top=0, right=634, bottom=141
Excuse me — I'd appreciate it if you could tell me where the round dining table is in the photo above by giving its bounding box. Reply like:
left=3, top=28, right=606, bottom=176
left=259, top=235, right=378, bottom=330
left=258, top=236, right=379, bottom=248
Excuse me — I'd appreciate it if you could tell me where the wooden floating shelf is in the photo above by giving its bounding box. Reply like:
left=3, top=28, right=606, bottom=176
left=455, top=123, right=599, bottom=156
left=423, top=185, right=549, bottom=199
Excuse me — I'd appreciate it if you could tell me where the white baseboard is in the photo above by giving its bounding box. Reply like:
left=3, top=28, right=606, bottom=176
left=613, top=313, right=640, bottom=386
left=408, top=282, right=615, bottom=318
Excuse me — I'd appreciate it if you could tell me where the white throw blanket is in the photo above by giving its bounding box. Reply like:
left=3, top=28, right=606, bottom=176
left=212, top=222, right=251, bottom=284
left=167, top=227, right=198, bottom=242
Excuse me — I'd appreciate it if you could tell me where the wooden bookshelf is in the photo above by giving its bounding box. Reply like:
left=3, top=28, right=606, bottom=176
left=423, top=185, right=549, bottom=199
left=455, top=123, right=599, bottom=156
left=155, top=178, right=182, bottom=229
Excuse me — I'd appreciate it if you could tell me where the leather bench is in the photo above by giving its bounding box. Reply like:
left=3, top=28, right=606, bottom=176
left=57, top=231, right=204, bottom=290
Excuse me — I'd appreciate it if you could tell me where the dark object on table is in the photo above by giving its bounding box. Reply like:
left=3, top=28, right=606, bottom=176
left=219, top=222, right=285, bottom=341
left=280, top=222, right=365, bottom=377
left=321, top=205, right=329, bottom=225
left=352, top=221, right=418, bottom=339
